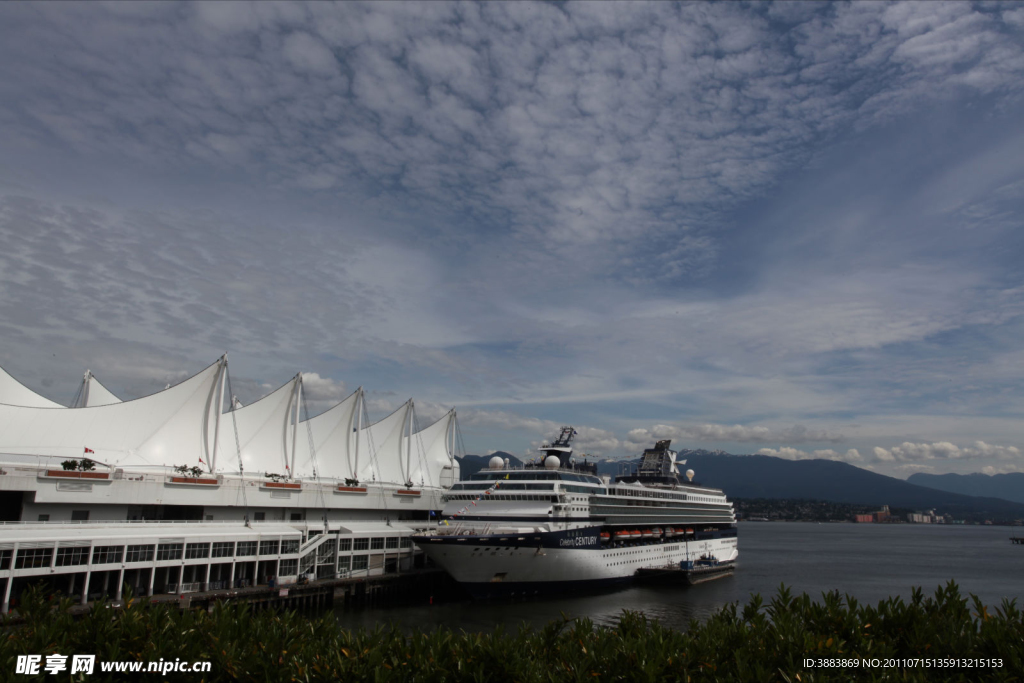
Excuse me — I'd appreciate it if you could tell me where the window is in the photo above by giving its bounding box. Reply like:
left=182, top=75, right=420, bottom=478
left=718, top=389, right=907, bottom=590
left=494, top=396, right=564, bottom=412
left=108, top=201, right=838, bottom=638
left=212, top=542, right=234, bottom=558
left=400, top=538, right=412, bottom=549
left=16, top=548, right=53, bottom=569
left=259, top=540, right=279, bottom=556
left=352, top=555, right=368, bottom=571
left=337, top=556, right=351, bottom=570
left=157, top=543, right=183, bottom=561
left=353, top=538, right=369, bottom=551
left=56, top=547, right=89, bottom=566
left=290, top=513, right=303, bottom=521
left=71, top=510, right=89, bottom=521
left=185, top=543, right=210, bottom=559
left=253, top=512, right=266, bottom=521
left=37, top=514, right=49, bottom=522
left=92, top=546, right=124, bottom=564
left=339, top=538, right=352, bottom=551
left=385, top=537, right=399, bottom=549
left=370, top=538, right=384, bottom=550
left=126, top=545, right=155, bottom=563
left=278, top=559, right=298, bottom=576
left=280, top=539, right=299, bottom=554
left=236, top=541, right=257, bottom=556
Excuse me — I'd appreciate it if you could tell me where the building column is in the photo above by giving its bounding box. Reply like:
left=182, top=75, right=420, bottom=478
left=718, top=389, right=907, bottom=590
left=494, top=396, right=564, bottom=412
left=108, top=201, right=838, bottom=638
left=229, top=561, right=236, bottom=588
left=1, top=577, right=12, bottom=615
left=67, top=572, right=75, bottom=597
left=201, top=564, right=209, bottom=592
left=101, top=571, right=110, bottom=598
left=114, top=569, right=124, bottom=601
left=147, top=566, right=155, bottom=597
left=80, top=571, right=91, bottom=606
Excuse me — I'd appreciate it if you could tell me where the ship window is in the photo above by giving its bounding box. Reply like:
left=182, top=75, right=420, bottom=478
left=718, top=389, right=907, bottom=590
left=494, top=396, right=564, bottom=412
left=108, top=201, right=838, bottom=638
left=93, top=546, right=124, bottom=564
left=371, top=538, right=384, bottom=550
left=71, top=510, right=89, bottom=521
left=259, top=540, right=280, bottom=555
left=126, top=545, right=155, bottom=562
left=386, top=537, right=399, bottom=549
left=353, top=538, right=369, bottom=551
left=339, top=538, right=352, bottom=551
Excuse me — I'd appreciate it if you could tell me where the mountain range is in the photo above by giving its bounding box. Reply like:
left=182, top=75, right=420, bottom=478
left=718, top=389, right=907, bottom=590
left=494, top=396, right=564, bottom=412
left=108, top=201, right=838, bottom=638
left=456, top=450, right=1024, bottom=521
left=907, top=472, right=1024, bottom=505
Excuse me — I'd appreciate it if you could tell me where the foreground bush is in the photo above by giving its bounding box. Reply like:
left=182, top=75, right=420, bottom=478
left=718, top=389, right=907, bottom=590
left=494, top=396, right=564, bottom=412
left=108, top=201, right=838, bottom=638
left=2, top=582, right=1021, bottom=681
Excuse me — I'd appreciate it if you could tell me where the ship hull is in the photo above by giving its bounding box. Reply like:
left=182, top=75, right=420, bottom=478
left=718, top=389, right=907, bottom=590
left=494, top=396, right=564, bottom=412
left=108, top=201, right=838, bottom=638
left=414, top=525, right=738, bottom=599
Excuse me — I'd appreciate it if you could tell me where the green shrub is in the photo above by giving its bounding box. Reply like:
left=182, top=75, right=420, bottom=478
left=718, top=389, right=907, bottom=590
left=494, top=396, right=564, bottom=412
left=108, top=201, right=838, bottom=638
left=1, top=582, right=1020, bottom=681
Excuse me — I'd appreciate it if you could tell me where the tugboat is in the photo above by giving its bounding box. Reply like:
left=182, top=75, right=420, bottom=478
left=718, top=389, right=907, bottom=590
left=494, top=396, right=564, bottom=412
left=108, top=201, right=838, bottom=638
left=413, top=429, right=738, bottom=598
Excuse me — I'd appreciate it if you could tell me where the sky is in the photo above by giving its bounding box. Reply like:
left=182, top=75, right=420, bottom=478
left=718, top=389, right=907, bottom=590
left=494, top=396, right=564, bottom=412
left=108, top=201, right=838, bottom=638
left=1, top=1, right=1024, bottom=479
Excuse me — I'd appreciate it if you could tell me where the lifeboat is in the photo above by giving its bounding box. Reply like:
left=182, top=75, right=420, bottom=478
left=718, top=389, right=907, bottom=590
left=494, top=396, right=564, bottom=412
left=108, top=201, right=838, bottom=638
left=651, top=527, right=663, bottom=537
left=640, top=529, right=654, bottom=539
left=612, top=529, right=632, bottom=541
left=666, top=527, right=680, bottom=537
left=629, top=530, right=642, bottom=539
left=685, top=527, right=694, bottom=535
left=599, top=531, right=611, bottom=543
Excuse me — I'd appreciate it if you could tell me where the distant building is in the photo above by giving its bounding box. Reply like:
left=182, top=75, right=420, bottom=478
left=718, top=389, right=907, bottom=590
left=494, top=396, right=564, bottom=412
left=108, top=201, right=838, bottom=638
left=854, top=514, right=873, bottom=523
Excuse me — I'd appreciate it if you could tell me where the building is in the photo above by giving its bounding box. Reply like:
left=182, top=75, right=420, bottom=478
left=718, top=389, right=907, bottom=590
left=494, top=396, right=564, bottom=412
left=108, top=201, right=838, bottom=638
left=0, top=357, right=458, bottom=613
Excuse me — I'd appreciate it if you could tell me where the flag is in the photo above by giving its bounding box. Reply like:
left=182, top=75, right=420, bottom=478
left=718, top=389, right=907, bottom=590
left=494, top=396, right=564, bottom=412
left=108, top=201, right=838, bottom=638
left=84, top=447, right=94, bottom=454
left=198, top=456, right=204, bottom=464
left=504, top=474, right=509, bottom=479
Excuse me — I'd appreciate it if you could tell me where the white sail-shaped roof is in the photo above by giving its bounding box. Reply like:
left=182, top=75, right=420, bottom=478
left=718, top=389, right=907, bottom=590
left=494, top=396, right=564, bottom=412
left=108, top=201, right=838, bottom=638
left=0, top=358, right=225, bottom=468
left=292, top=389, right=360, bottom=480
left=80, top=371, right=122, bottom=407
left=218, top=375, right=299, bottom=476
left=406, top=409, right=459, bottom=488
left=355, top=401, right=411, bottom=484
left=0, top=365, right=64, bottom=408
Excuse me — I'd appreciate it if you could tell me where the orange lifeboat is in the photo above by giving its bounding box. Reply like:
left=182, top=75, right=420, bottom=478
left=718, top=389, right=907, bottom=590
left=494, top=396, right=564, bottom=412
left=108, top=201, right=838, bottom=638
left=685, top=527, right=694, bottom=535
left=629, top=530, right=642, bottom=539
left=651, top=527, right=663, bottom=537
left=640, top=529, right=654, bottom=539
left=600, top=531, right=611, bottom=543
left=612, top=529, right=632, bottom=541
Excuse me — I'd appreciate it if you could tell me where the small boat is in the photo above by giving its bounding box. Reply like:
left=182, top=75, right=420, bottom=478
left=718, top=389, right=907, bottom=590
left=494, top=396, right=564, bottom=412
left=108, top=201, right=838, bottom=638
left=629, top=530, right=642, bottom=539
left=640, top=529, right=654, bottom=539
left=599, top=531, right=611, bottom=543
left=651, top=527, right=663, bottom=537
left=612, top=529, right=632, bottom=541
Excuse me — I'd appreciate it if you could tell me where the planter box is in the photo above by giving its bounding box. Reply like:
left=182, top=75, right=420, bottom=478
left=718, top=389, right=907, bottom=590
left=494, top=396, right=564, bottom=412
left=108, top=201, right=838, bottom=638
left=394, top=489, right=421, bottom=497
left=336, top=485, right=368, bottom=494
left=167, top=476, right=220, bottom=486
left=44, top=470, right=110, bottom=480
left=261, top=481, right=302, bottom=490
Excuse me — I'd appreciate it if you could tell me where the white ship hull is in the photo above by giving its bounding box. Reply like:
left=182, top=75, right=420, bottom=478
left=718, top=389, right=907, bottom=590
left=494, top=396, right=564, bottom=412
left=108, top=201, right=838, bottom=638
left=417, top=525, right=738, bottom=599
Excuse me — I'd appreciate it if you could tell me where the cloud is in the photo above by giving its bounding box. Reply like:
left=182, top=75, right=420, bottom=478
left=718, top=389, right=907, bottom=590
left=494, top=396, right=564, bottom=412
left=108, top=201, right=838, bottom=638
left=460, top=408, right=619, bottom=456
left=623, top=423, right=844, bottom=451
left=756, top=447, right=864, bottom=464
left=871, top=441, right=1022, bottom=462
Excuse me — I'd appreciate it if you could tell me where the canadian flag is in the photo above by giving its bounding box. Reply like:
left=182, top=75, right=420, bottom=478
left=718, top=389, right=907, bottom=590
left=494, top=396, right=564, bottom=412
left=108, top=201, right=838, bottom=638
left=84, top=447, right=95, bottom=454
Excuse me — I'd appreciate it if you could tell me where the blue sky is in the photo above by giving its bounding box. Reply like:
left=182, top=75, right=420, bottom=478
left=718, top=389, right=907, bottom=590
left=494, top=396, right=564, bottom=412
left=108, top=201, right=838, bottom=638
left=1, top=2, right=1024, bottom=478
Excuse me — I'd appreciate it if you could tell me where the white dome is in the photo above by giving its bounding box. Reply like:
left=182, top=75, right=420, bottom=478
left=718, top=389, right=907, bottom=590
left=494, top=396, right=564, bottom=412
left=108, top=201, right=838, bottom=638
left=544, top=455, right=561, bottom=469
left=488, top=455, right=504, bottom=469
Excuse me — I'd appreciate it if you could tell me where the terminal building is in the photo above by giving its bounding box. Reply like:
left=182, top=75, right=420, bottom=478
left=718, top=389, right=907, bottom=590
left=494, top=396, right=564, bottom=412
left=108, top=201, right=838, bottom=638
left=0, top=357, right=459, bottom=612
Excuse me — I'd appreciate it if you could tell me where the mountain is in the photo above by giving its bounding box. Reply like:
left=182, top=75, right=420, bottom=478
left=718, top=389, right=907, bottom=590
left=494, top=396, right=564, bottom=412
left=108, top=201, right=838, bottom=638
left=456, top=452, right=523, bottom=480
left=678, top=452, right=1024, bottom=521
left=457, top=448, right=1024, bottom=521
left=907, top=472, right=1024, bottom=505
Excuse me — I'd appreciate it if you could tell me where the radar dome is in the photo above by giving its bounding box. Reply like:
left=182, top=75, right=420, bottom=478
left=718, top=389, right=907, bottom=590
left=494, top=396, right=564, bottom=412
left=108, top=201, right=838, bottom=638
left=489, top=456, right=504, bottom=469
left=544, top=455, right=561, bottom=469
left=686, top=469, right=695, bottom=482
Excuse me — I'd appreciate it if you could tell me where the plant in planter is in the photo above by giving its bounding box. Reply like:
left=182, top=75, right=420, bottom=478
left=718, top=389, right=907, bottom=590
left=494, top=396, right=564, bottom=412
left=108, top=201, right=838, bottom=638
left=189, top=466, right=204, bottom=478
left=79, top=458, right=96, bottom=471
left=344, top=478, right=360, bottom=487
left=61, top=459, right=79, bottom=471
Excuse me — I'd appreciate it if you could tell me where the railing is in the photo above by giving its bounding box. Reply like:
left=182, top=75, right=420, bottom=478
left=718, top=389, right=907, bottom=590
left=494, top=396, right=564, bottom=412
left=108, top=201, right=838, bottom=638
left=180, top=582, right=202, bottom=594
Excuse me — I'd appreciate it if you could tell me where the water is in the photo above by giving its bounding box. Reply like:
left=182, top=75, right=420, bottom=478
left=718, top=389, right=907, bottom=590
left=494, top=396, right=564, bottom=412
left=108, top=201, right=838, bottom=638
left=333, top=522, right=1024, bottom=633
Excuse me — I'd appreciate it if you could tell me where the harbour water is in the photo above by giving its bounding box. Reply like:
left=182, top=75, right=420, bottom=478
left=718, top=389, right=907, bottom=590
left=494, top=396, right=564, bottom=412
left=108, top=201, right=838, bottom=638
left=334, top=521, right=1024, bottom=633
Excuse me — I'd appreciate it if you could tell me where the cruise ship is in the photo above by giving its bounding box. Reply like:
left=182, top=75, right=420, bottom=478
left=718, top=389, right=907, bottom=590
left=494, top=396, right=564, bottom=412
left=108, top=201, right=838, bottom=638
left=413, top=428, right=737, bottom=599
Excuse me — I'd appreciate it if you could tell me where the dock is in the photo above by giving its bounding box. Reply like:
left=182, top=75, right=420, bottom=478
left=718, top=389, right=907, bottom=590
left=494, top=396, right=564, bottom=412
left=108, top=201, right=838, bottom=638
left=1012, top=537, right=1023, bottom=545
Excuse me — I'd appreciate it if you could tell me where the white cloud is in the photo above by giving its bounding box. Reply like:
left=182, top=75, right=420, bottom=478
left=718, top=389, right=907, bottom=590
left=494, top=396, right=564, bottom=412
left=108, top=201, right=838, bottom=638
left=755, top=447, right=863, bottom=463
left=871, top=440, right=1022, bottom=462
